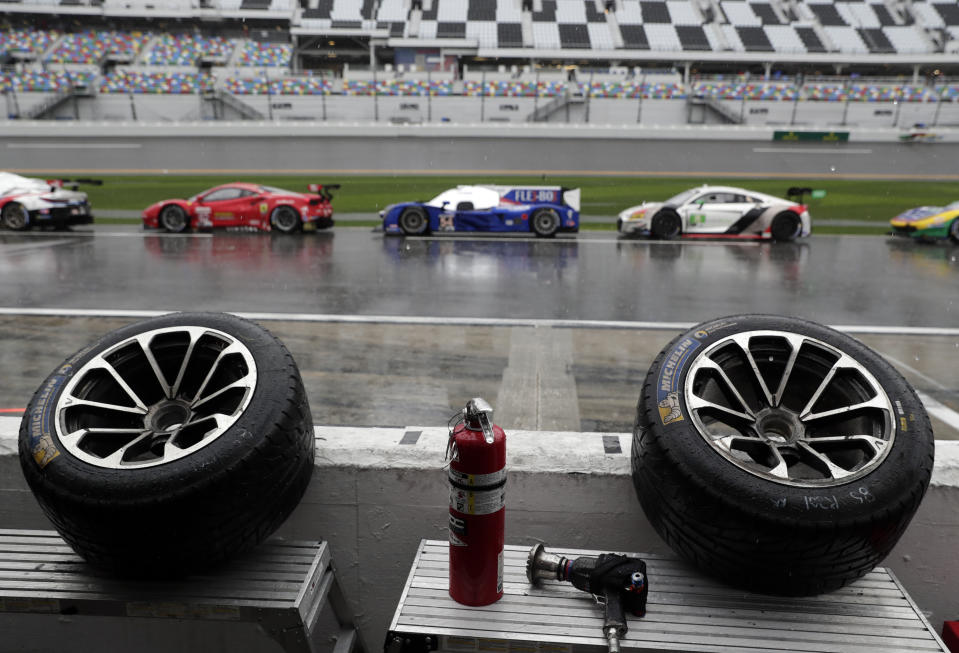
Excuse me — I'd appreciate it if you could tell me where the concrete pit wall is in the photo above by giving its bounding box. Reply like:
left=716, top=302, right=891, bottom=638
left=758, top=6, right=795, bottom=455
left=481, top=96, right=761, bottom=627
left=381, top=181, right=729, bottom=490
left=1, top=421, right=956, bottom=652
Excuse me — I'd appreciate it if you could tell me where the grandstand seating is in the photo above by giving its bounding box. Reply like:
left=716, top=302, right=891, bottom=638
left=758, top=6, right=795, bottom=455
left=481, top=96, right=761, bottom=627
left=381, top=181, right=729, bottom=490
left=0, top=29, right=58, bottom=58
left=100, top=69, right=213, bottom=93
left=236, top=41, right=293, bottom=67
left=147, top=33, right=233, bottom=65
left=0, top=69, right=96, bottom=92
left=47, top=30, right=146, bottom=64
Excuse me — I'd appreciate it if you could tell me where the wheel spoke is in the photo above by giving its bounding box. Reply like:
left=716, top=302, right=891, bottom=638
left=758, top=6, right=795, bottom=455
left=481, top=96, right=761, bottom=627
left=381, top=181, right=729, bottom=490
left=170, top=329, right=202, bottom=399
left=101, top=431, right=154, bottom=467
left=191, top=342, right=248, bottom=403
left=62, top=396, right=148, bottom=415
left=798, top=352, right=854, bottom=417
left=688, top=394, right=754, bottom=423
left=696, top=357, right=756, bottom=418
left=801, top=394, right=890, bottom=422
left=84, top=357, right=150, bottom=412
left=135, top=334, right=172, bottom=399
left=191, top=377, right=251, bottom=410
left=62, top=427, right=146, bottom=442
left=771, top=333, right=805, bottom=407
left=730, top=333, right=775, bottom=408
left=796, top=441, right=855, bottom=480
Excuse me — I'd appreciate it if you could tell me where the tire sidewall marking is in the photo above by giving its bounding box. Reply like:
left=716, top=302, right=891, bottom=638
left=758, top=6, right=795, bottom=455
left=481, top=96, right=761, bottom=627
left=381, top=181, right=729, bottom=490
left=656, top=318, right=739, bottom=425
left=26, top=342, right=96, bottom=469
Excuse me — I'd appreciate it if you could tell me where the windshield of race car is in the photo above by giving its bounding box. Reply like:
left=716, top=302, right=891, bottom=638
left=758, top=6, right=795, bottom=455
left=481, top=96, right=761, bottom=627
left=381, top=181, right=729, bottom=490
left=663, top=188, right=701, bottom=207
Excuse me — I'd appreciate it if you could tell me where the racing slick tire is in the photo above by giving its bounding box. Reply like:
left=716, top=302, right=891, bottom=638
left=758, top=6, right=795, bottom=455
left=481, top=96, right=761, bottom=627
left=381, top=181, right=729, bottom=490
left=158, top=205, right=189, bottom=233
left=650, top=210, right=682, bottom=239
left=771, top=211, right=802, bottom=242
left=18, top=312, right=315, bottom=578
left=271, top=206, right=302, bottom=234
left=531, top=208, right=561, bottom=238
left=1, top=202, right=29, bottom=231
left=631, top=314, right=933, bottom=596
left=398, top=207, right=429, bottom=235
left=949, top=218, right=959, bottom=244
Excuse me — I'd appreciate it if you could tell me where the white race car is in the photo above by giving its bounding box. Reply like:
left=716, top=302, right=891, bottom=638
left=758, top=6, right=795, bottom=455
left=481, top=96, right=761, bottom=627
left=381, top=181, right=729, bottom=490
left=617, top=185, right=812, bottom=241
left=0, top=172, right=96, bottom=231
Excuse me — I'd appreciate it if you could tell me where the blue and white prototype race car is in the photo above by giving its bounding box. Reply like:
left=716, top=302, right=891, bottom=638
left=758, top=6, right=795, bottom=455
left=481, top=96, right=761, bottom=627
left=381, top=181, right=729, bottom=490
left=380, top=184, right=580, bottom=237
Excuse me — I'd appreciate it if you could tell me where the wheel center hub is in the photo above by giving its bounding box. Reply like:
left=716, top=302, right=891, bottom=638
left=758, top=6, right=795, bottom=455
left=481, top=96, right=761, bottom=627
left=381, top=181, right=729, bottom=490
left=754, top=407, right=805, bottom=445
left=147, top=400, right=192, bottom=434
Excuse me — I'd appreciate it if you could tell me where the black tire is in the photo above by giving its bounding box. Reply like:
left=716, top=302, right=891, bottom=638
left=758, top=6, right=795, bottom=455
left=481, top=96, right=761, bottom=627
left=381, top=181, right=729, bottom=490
left=398, top=207, right=429, bottom=235
left=158, top=205, right=189, bottom=233
left=271, top=206, right=302, bottom=234
left=531, top=207, right=560, bottom=238
left=631, top=314, right=933, bottom=596
left=650, top=209, right=681, bottom=239
left=771, top=210, right=802, bottom=242
left=1, top=202, right=29, bottom=231
left=949, top=218, right=959, bottom=245
left=18, top=312, right=315, bottom=578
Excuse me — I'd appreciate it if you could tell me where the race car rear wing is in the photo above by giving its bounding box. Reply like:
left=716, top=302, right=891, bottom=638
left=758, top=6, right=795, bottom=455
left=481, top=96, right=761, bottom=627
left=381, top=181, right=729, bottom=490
left=308, top=183, right=341, bottom=201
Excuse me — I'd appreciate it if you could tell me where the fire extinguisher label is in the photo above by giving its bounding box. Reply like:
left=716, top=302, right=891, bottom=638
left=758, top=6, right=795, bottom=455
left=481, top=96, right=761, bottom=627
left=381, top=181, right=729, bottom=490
left=449, top=467, right=507, bottom=488
left=450, top=486, right=506, bottom=515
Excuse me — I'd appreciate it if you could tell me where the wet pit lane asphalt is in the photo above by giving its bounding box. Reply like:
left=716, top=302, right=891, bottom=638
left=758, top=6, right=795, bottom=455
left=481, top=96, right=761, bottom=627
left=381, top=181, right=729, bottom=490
left=0, top=224, right=956, bottom=438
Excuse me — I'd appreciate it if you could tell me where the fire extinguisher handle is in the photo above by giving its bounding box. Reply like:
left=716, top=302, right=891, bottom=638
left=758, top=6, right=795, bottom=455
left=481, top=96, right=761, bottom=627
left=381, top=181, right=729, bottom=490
left=465, top=398, right=496, bottom=444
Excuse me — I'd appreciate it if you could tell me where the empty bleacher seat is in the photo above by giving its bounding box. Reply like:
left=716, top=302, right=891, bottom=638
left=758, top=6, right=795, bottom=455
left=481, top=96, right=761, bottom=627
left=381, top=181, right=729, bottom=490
left=765, top=24, right=807, bottom=51
left=806, top=2, right=846, bottom=26
left=532, top=21, right=562, bottom=47
left=497, top=22, right=524, bottom=46
left=737, top=25, right=774, bottom=49
left=857, top=27, right=894, bottom=52
left=795, top=25, right=827, bottom=51
left=722, top=1, right=761, bottom=25
left=645, top=23, right=681, bottom=49
left=675, top=24, right=711, bottom=49
left=934, top=1, right=959, bottom=25
left=750, top=2, right=781, bottom=24
left=641, top=0, right=671, bottom=22
left=883, top=25, right=928, bottom=53
left=558, top=23, right=590, bottom=47
left=619, top=23, right=650, bottom=48
left=587, top=22, right=616, bottom=49
left=823, top=25, right=869, bottom=51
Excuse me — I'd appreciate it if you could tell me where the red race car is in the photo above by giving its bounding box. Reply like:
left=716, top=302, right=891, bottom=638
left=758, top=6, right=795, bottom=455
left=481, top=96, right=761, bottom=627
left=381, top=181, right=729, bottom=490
left=142, top=182, right=338, bottom=233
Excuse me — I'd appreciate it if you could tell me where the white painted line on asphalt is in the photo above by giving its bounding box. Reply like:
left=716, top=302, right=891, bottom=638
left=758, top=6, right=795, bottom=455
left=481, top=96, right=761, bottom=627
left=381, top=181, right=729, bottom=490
left=917, top=391, right=959, bottom=434
left=880, top=353, right=952, bottom=392
left=3, top=308, right=959, bottom=337
left=7, top=143, right=142, bottom=149
left=752, top=147, right=874, bottom=155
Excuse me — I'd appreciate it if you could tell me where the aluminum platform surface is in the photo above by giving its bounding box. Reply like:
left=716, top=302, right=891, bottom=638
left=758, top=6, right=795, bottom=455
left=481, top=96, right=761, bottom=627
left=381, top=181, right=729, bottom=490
left=0, top=529, right=365, bottom=653
left=387, top=540, right=948, bottom=653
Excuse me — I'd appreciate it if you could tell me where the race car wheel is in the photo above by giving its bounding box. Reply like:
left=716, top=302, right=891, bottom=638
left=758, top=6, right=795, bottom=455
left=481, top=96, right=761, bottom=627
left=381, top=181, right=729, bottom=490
left=531, top=208, right=560, bottom=238
left=399, top=207, right=429, bottom=235
left=271, top=206, right=302, bottom=234
left=949, top=218, right=959, bottom=244
left=18, top=312, right=315, bottom=578
left=158, top=205, right=189, bottom=233
left=631, top=314, right=934, bottom=596
left=650, top=210, right=681, bottom=239
left=771, top=211, right=802, bottom=242
left=1, top=202, right=29, bottom=231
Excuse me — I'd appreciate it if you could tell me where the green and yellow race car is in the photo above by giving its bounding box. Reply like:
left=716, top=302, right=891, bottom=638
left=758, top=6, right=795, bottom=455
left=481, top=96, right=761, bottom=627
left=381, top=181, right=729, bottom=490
left=890, top=201, right=959, bottom=243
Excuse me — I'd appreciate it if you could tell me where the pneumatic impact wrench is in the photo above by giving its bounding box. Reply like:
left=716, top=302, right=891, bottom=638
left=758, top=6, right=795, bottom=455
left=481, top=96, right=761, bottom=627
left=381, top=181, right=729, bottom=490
left=526, top=544, right=648, bottom=653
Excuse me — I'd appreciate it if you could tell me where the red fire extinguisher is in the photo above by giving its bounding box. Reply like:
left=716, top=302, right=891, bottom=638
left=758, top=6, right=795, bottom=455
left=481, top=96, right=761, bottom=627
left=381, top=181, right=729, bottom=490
left=447, top=398, right=506, bottom=606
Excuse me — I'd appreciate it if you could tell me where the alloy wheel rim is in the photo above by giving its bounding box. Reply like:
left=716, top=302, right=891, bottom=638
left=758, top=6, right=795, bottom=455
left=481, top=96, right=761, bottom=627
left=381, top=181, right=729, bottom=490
left=683, top=329, right=894, bottom=487
left=55, top=325, right=257, bottom=469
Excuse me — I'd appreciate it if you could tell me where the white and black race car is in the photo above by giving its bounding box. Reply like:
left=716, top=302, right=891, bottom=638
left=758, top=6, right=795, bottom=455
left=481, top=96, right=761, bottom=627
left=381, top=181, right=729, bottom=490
left=617, top=185, right=812, bottom=241
left=0, top=172, right=96, bottom=231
